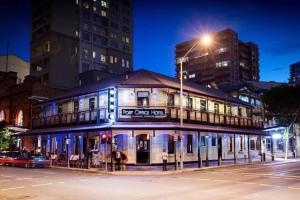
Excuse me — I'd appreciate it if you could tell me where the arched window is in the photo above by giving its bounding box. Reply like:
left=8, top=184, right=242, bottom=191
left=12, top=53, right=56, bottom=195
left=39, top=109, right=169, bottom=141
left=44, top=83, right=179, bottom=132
left=0, top=110, right=5, bottom=122
left=15, top=110, right=23, bottom=127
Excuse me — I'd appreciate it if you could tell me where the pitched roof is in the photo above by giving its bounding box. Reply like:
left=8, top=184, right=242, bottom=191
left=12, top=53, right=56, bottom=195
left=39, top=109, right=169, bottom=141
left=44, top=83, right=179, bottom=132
left=44, top=69, right=248, bottom=105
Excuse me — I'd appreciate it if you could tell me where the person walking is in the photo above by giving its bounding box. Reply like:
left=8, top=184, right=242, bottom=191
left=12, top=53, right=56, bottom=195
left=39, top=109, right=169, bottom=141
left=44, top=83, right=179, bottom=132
left=162, top=149, right=168, bottom=171
left=115, top=149, right=122, bottom=171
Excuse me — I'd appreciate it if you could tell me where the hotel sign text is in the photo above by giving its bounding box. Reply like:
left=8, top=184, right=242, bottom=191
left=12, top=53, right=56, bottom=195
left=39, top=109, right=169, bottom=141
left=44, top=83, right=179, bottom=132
left=122, top=109, right=166, bottom=117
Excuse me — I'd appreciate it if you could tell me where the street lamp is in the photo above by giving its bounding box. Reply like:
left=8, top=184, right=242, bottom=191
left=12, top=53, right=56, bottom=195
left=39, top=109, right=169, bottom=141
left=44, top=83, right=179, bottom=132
left=178, top=33, right=212, bottom=170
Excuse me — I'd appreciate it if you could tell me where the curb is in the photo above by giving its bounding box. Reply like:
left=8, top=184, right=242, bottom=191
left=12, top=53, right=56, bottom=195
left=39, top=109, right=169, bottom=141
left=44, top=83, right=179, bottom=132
left=48, top=160, right=281, bottom=176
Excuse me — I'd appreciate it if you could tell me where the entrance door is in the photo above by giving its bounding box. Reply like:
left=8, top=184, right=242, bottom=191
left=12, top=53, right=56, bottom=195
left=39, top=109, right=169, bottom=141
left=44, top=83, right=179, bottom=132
left=136, top=134, right=150, bottom=164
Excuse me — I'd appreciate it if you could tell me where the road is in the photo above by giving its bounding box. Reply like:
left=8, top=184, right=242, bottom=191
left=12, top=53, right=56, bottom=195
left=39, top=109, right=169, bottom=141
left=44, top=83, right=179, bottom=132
left=1, top=161, right=300, bottom=200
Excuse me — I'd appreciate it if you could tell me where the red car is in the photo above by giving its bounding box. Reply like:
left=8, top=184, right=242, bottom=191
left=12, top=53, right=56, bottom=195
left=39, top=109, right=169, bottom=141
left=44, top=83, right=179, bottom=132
left=0, top=151, right=50, bottom=168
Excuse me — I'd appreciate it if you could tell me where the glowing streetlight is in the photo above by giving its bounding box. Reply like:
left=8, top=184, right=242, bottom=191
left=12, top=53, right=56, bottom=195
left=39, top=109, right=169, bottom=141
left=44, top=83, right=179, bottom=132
left=201, top=34, right=212, bottom=46
left=178, top=33, right=213, bottom=170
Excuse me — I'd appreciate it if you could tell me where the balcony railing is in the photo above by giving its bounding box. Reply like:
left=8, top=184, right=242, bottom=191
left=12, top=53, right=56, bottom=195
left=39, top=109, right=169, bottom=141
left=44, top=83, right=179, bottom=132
left=32, top=109, right=107, bottom=129
left=117, top=106, right=263, bottom=129
left=32, top=106, right=264, bottom=129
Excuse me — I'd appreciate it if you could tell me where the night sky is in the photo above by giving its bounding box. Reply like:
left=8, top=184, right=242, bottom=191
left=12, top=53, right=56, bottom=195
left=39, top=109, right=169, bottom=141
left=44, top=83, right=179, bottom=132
left=0, top=0, right=300, bottom=83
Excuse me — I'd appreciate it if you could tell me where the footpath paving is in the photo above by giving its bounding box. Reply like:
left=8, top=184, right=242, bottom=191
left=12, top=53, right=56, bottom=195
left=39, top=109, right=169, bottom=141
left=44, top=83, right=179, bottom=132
left=48, top=158, right=300, bottom=176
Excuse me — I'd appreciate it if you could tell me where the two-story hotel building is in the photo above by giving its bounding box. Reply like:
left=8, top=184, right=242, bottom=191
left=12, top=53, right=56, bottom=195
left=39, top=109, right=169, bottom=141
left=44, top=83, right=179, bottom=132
left=20, top=69, right=270, bottom=168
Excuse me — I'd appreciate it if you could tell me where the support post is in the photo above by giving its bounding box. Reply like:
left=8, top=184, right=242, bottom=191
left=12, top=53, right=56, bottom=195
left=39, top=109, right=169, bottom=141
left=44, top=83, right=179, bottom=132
left=67, top=134, right=70, bottom=168
left=174, top=131, right=177, bottom=170
left=271, top=137, right=274, bottom=161
left=233, top=134, right=236, bottom=164
left=205, top=135, right=209, bottom=167
left=247, top=135, right=251, bottom=163
left=111, top=131, right=114, bottom=172
left=198, top=131, right=202, bottom=168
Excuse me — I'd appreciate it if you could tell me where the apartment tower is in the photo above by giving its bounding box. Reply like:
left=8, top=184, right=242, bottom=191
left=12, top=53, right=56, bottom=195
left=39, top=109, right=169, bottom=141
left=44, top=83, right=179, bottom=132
left=30, top=0, right=133, bottom=89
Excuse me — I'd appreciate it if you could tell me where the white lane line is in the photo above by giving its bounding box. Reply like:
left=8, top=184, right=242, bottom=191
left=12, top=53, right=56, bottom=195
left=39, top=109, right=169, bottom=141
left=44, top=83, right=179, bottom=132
left=79, top=179, right=88, bottom=182
left=260, top=184, right=278, bottom=187
left=213, top=179, right=233, bottom=183
left=288, top=187, right=300, bottom=190
left=242, top=182, right=255, bottom=185
left=0, top=175, right=12, bottom=178
left=16, top=177, right=33, bottom=181
left=32, top=183, right=53, bottom=187
left=196, top=178, right=210, bottom=181
left=57, top=181, right=64, bottom=184
left=1, top=186, right=25, bottom=191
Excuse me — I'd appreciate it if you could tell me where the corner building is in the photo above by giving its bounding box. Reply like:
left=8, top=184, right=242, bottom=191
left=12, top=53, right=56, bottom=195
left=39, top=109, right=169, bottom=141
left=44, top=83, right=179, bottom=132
left=21, top=69, right=272, bottom=167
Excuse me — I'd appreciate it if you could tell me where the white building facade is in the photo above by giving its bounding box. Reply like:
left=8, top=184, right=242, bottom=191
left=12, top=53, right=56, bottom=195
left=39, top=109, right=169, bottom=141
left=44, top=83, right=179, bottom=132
left=21, top=69, right=271, bottom=169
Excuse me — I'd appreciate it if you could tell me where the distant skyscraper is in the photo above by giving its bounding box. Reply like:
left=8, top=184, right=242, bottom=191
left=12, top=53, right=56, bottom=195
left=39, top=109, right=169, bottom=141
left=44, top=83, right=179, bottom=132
left=289, top=61, right=300, bottom=85
left=30, top=0, right=133, bottom=89
left=175, top=28, right=259, bottom=87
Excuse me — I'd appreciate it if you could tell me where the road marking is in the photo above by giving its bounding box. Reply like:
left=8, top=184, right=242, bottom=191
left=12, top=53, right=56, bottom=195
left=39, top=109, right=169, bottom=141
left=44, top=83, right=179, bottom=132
left=79, top=179, right=88, bottom=182
left=16, top=177, right=33, bottom=181
left=288, top=187, right=300, bottom=190
left=32, top=183, right=53, bottom=187
left=243, top=182, right=255, bottom=185
left=196, top=178, right=210, bottom=181
left=0, top=175, right=12, bottom=178
left=57, top=181, right=64, bottom=184
left=260, top=184, right=277, bottom=187
left=1, top=186, right=25, bottom=191
left=213, top=179, right=233, bottom=183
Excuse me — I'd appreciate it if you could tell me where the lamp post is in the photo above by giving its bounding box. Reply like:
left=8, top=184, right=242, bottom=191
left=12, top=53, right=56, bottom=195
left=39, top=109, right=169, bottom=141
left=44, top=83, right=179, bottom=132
left=178, top=34, right=212, bottom=170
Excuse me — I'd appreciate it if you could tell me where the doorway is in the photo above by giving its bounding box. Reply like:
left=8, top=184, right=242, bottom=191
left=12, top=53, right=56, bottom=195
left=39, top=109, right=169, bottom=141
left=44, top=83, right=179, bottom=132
left=136, top=134, right=150, bottom=164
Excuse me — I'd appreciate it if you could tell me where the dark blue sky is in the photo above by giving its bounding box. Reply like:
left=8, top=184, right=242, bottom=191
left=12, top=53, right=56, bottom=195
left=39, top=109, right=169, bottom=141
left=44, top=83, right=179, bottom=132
left=1, top=0, right=299, bottom=82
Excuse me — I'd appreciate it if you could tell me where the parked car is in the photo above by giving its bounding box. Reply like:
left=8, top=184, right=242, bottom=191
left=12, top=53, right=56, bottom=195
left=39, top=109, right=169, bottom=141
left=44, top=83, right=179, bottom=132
left=0, top=151, right=49, bottom=168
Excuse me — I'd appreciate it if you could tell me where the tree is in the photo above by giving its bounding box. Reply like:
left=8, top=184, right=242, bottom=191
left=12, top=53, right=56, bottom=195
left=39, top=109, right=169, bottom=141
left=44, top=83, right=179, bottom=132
left=0, top=128, right=13, bottom=151
left=262, top=85, right=300, bottom=159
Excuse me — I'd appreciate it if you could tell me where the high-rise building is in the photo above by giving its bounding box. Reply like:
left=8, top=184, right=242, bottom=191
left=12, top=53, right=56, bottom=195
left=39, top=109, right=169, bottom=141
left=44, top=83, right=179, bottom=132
left=289, top=61, right=300, bottom=85
left=30, top=0, right=133, bottom=89
left=175, top=28, right=259, bottom=87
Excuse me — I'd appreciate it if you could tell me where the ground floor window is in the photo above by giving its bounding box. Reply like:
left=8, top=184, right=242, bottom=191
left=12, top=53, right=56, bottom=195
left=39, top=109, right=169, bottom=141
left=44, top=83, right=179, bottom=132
left=227, top=136, right=233, bottom=152
left=187, top=135, right=193, bottom=153
left=211, top=136, right=217, bottom=147
left=239, top=136, right=243, bottom=151
left=266, top=138, right=271, bottom=151
left=168, top=135, right=174, bottom=154
left=201, top=136, right=206, bottom=146
left=250, top=139, right=256, bottom=150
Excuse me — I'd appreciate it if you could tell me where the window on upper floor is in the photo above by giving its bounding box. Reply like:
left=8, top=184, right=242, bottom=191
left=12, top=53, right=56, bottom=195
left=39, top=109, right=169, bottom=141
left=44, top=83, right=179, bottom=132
left=216, top=61, right=230, bottom=68
left=15, top=110, right=23, bottom=127
left=101, top=0, right=108, bottom=8
left=100, top=54, right=106, bottom=63
left=137, top=91, right=149, bottom=107
left=215, top=47, right=227, bottom=54
left=188, top=73, right=196, bottom=79
left=82, top=49, right=89, bottom=59
left=200, top=100, right=206, bottom=112
left=214, top=103, right=219, bottom=114
left=0, top=110, right=5, bottom=122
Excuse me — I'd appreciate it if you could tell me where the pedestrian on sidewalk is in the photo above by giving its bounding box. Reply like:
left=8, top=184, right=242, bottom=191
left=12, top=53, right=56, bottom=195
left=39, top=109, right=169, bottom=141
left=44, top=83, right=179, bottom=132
left=162, top=149, right=168, bottom=171
left=121, top=152, right=128, bottom=171
left=115, top=148, right=122, bottom=171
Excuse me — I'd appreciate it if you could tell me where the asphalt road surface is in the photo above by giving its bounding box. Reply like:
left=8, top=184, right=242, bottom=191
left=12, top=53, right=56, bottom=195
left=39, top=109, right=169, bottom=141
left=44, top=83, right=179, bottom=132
left=1, top=161, right=300, bottom=200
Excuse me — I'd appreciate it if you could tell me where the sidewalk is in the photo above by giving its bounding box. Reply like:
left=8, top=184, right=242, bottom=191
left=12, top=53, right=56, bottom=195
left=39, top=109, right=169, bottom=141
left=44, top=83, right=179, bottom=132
left=50, top=158, right=283, bottom=176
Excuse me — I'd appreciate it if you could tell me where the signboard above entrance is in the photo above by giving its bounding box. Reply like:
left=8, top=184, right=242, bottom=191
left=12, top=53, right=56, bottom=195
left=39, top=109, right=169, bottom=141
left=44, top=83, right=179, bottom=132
left=122, top=109, right=166, bottom=117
